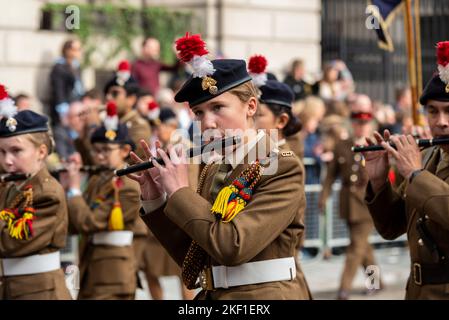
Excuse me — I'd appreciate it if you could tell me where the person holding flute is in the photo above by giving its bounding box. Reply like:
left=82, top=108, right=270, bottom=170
left=0, top=84, right=71, bottom=300
left=64, top=102, right=140, bottom=300
left=127, top=33, right=311, bottom=299
left=363, top=41, right=449, bottom=299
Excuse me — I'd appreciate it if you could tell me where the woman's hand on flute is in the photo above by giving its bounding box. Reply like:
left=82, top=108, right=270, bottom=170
left=363, top=130, right=391, bottom=193
left=127, top=139, right=164, bottom=201
left=152, top=143, right=189, bottom=198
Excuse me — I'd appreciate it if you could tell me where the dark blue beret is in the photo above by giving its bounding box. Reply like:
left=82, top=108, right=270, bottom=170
left=174, top=59, right=252, bottom=108
left=103, top=74, right=139, bottom=96
left=259, top=80, right=294, bottom=108
left=90, top=123, right=135, bottom=150
left=420, top=73, right=449, bottom=105
left=159, top=108, right=177, bottom=123
left=0, top=110, right=48, bottom=138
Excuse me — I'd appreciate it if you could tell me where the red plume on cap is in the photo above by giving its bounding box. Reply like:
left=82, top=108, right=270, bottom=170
left=175, top=32, right=209, bottom=63
left=437, top=41, right=449, bottom=67
left=248, top=54, right=268, bottom=87
left=148, top=101, right=159, bottom=111
left=248, top=55, right=268, bottom=74
left=437, top=41, right=449, bottom=87
left=0, top=84, right=8, bottom=100
left=117, top=60, right=131, bottom=72
left=0, top=83, right=18, bottom=132
left=106, top=101, right=117, bottom=117
left=104, top=101, right=118, bottom=140
left=147, top=100, right=160, bottom=121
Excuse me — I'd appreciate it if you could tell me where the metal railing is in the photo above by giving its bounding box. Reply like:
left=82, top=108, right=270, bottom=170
left=303, top=182, right=406, bottom=254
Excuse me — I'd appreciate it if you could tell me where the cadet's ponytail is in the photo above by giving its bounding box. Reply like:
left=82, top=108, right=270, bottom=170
left=266, top=103, right=302, bottom=137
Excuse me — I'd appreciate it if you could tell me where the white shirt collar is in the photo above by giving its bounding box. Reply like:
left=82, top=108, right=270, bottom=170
left=225, top=130, right=266, bottom=169
left=277, top=138, right=286, bottom=147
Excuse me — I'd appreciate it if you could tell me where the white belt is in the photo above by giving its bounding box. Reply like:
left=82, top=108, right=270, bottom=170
left=1, top=251, right=61, bottom=277
left=92, top=231, right=134, bottom=247
left=211, top=257, right=296, bottom=289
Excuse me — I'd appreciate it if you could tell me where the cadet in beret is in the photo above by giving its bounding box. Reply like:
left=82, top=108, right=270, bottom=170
left=0, top=84, right=71, bottom=300
left=65, top=103, right=140, bottom=299
left=319, top=94, right=381, bottom=299
left=128, top=33, right=311, bottom=300
left=364, top=41, right=449, bottom=299
left=254, top=77, right=308, bottom=260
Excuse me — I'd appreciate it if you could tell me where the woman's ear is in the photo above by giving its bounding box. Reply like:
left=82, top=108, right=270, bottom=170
left=246, top=97, right=258, bottom=118
left=276, top=113, right=290, bottom=130
left=38, top=144, right=48, bottom=161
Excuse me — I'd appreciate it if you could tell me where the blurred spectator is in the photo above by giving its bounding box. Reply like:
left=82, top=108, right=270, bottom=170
left=53, top=101, right=87, bottom=161
left=316, top=60, right=354, bottom=105
left=299, top=96, right=326, bottom=184
left=392, top=86, right=412, bottom=133
left=14, top=93, right=31, bottom=111
left=333, top=60, right=355, bottom=97
left=283, top=59, right=313, bottom=101
left=132, top=37, right=180, bottom=96
left=81, top=89, right=103, bottom=129
left=49, top=38, right=85, bottom=125
left=373, top=100, right=396, bottom=133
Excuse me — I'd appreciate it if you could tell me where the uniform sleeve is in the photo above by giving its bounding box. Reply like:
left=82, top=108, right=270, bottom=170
left=140, top=205, right=192, bottom=267
left=406, top=170, right=449, bottom=231
left=320, top=151, right=339, bottom=203
left=365, top=181, right=407, bottom=240
left=68, top=183, right=139, bottom=234
left=0, top=190, right=66, bottom=257
left=163, top=156, right=305, bottom=266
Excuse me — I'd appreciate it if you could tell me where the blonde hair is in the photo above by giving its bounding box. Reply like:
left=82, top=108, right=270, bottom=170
left=228, top=81, right=259, bottom=103
left=24, top=132, right=54, bottom=156
left=299, top=96, right=326, bottom=124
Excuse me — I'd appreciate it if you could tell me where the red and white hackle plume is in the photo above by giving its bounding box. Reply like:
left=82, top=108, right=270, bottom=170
left=0, top=84, right=18, bottom=132
left=147, top=100, right=160, bottom=121
left=248, top=54, right=268, bottom=88
left=104, top=101, right=118, bottom=140
left=116, top=60, right=131, bottom=86
left=437, top=41, right=449, bottom=92
left=175, top=32, right=216, bottom=87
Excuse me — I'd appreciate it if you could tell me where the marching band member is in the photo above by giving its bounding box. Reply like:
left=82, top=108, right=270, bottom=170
left=65, top=102, right=140, bottom=300
left=128, top=33, right=311, bottom=299
left=0, top=84, right=71, bottom=300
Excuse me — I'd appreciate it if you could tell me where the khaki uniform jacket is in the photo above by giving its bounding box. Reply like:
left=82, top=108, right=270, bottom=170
left=120, top=110, right=152, bottom=159
left=366, top=147, right=449, bottom=299
left=68, top=173, right=140, bottom=298
left=321, top=138, right=372, bottom=223
left=141, top=135, right=311, bottom=300
left=286, top=131, right=304, bottom=159
left=0, top=168, right=71, bottom=300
